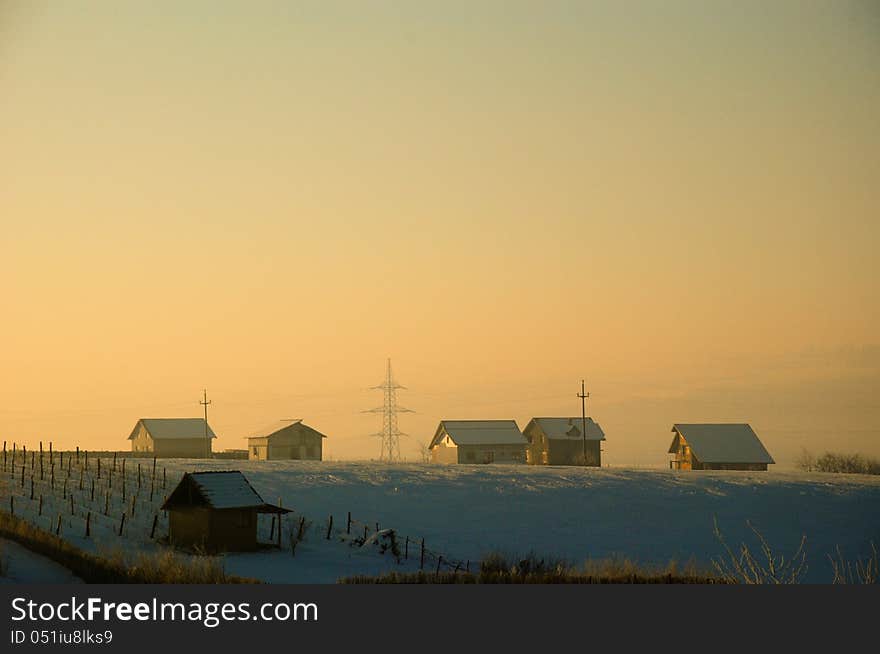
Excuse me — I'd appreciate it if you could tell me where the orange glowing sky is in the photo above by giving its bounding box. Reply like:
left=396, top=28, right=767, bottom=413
left=1, top=1, right=878, bottom=465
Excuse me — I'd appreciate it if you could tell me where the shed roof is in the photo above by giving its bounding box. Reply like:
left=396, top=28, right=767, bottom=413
left=160, top=471, right=289, bottom=513
left=669, top=424, right=774, bottom=464
left=430, top=420, right=527, bottom=447
left=128, top=418, right=216, bottom=441
left=247, top=420, right=327, bottom=440
left=528, top=417, right=606, bottom=441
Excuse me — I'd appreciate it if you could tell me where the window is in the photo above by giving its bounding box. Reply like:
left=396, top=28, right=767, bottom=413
left=252, top=447, right=259, bottom=456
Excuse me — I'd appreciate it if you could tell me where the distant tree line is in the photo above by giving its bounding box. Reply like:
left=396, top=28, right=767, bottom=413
left=797, top=449, right=880, bottom=475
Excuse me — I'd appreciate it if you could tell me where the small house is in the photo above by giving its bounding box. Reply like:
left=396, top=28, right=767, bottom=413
left=160, top=471, right=289, bottom=551
left=128, top=418, right=216, bottom=458
left=247, top=420, right=327, bottom=461
left=429, top=420, right=527, bottom=464
left=523, top=417, right=606, bottom=466
left=668, top=423, right=774, bottom=471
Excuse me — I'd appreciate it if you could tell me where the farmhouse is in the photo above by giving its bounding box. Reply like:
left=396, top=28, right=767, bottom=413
left=247, top=419, right=326, bottom=461
left=160, top=470, right=289, bottom=552
left=523, top=417, right=606, bottom=466
left=668, top=423, right=774, bottom=471
left=128, top=418, right=216, bottom=458
left=429, top=420, right=527, bottom=464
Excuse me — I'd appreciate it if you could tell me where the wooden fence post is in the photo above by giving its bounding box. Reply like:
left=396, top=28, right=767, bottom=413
left=270, top=515, right=276, bottom=541
left=118, top=512, right=126, bottom=536
left=347, top=511, right=351, bottom=534
left=85, top=511, right=91, bottom=537
left=56, top=514, right=62, bottom=536
left=9, top=495, right=12, bottom=516
left=436, top=555, right=443, bottom=574
left=420, top=538, right=425, bottom=570
left=38, top=494, right=43, bottom=516
left=405, top=536, right=409, bottom=559
left=150, top=514, right=158, bottom=539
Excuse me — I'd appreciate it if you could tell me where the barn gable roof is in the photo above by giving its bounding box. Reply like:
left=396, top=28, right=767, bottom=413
left=527, top=417, right=606, bottom=441
left=160, top=471, right=289, bottom=513
left=669, top=424, right=774, bottom=464
left=128, top=418, right=216, bottom=441
left=247, top=420, right=327, bottom=441
left=430, top=420, right=527, bottom=448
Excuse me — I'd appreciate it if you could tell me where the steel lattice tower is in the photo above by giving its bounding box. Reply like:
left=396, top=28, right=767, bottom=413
left=363, top=359, right=413, bottom=462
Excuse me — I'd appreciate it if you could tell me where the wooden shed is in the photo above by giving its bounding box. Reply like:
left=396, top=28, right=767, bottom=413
left=160, top=471, right=289, bottom=552
left=429, top=420, right=527, bottom=464
left=128, top=418, right=216, bottom=458
left=668, top=423, right=774, bottom=471
left=523, top=417, right=606, bottom=466
left=247, top=420, right=326, bottom=461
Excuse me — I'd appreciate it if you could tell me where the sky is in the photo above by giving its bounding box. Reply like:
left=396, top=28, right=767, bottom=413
left=1, top=1, right=878, bottom=466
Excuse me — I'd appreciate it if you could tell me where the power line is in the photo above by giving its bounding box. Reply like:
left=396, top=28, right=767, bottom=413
left=362, top=359, right=413, bottom=462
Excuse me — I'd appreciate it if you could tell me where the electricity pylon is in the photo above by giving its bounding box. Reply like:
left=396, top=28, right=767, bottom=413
left=363, top=359, right=413, bottom=462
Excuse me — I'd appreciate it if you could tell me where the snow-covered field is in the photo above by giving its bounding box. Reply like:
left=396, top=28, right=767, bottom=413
left=163, top=460, right=880, bottom=583
left=3, top=458, right=879, bottom=583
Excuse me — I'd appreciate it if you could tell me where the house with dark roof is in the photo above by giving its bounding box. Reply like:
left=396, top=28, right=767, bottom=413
left=246, top=419, right=326, bottom=461
left=161, top=471, right=290, bottom=551
left=668, top=423, right=774, bottom=471
left=128, top=418, right=216, bottom=458
left=523, top=417, right=606, bottom=466
left=428, top=420, right=527, bottom=464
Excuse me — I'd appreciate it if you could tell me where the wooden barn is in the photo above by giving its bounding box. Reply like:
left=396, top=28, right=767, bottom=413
left=128, top=418, right=216, bottom=458
left=668, top=423, right=774, bottom=471
left=246, top=420, right=326, bottom=461
left=429, top=420, right=527, bottom=464
left=523, top=417, right=606, bottom=466
left=160, top=471, right=289, bottom=552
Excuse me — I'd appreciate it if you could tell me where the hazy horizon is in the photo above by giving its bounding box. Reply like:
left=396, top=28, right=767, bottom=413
left=2, top=1, right=878, bottom=465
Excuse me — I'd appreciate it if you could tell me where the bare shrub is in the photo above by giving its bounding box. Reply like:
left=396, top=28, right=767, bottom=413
left=712, top=518, right=808, bottom=584
left=814, top=452, right=880, bottom=475
left=829, top=543, right=878, bottom=584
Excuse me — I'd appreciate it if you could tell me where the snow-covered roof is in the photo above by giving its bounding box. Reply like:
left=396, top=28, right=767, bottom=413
left=161, top=471, right=289, bottom=512
left=247, top=420, right=327, bottom=440
left=670, top=424, right=774, bottom=464
left=128, top=418, right=216, bottom=440
left=431, top=420, right=527, bottom=447
left=188, top=471, right=265, bottom=509
left=528, top=417, right=605, bottom=441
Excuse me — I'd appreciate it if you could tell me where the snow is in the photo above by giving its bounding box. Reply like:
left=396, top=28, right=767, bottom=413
left=161, top=460, right=880, bottom=583
left=0, top=538, right=83, bottom=584
left=3, top=459, right=879, bottom=583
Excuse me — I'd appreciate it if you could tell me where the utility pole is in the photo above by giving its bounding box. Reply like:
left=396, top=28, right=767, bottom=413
left=363, top=359, right=414, bottom=463
left=578, top=380, right=590, bottom=467
left=200, top=389, right=212, bottom=458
